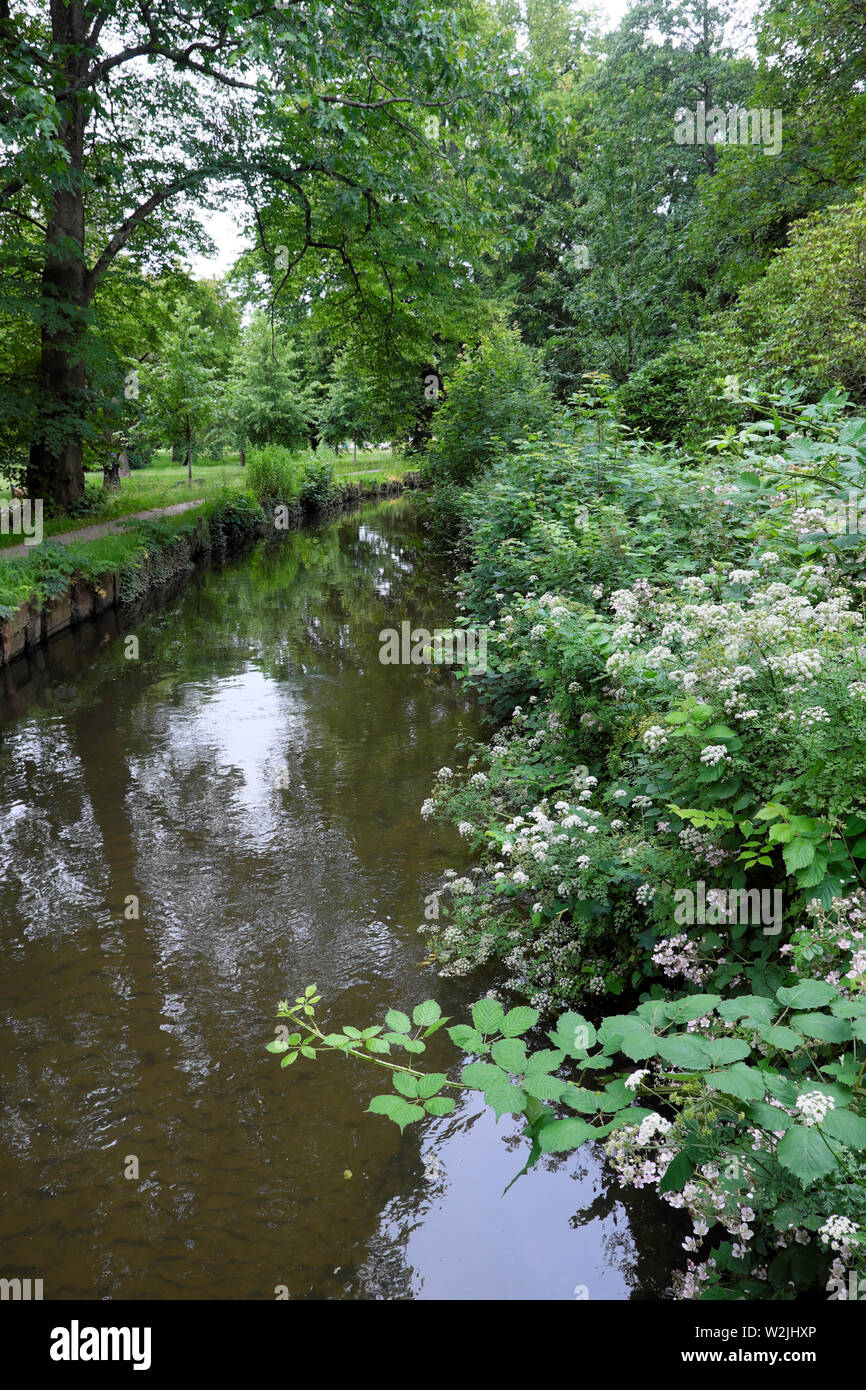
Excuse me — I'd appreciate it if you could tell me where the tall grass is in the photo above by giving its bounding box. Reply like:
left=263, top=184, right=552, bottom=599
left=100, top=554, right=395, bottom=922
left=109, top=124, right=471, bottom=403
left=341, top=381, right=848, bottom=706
left=245, top=445, right=303, bottom=502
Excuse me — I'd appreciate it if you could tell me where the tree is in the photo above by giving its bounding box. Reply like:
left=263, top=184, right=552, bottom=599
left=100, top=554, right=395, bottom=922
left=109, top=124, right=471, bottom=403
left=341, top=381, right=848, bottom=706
left=0, top=0, right=551, bottom=509
left=140, top=305, right=216, bottom=481
left=226, top=313, right=308, bottom=455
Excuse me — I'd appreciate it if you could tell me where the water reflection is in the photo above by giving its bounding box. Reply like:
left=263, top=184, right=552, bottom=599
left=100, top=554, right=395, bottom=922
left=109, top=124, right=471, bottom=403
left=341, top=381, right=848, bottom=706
left=0, top=500, right=680, bottom=1299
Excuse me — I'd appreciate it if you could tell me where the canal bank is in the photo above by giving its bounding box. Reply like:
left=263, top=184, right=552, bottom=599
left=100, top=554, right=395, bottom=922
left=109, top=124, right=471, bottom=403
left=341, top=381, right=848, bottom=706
left=0, top=473, right=422, bottom=668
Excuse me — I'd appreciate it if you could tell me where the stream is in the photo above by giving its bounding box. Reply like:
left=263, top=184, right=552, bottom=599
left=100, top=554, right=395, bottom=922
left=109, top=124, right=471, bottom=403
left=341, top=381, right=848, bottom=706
left=0, top=498, right=678, bottom=1300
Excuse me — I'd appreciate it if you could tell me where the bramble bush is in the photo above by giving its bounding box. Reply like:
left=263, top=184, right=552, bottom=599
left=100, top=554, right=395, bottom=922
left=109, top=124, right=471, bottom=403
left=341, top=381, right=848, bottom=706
left=270, top=382, right=866, bottom=1299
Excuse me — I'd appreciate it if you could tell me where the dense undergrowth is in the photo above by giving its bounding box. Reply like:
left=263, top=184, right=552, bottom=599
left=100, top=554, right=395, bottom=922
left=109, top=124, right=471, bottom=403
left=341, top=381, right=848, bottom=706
left=273, top=375, right=866, bottom=1301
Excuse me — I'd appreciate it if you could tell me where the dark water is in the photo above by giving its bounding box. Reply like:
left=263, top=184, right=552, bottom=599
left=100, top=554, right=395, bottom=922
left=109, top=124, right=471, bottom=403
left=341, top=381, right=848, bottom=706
left=0, top=499, right=678, bottom=1300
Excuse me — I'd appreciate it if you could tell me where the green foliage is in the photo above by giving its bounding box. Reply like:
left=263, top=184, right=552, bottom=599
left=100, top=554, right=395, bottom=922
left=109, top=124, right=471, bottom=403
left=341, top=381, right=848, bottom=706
left=245, top=446, right=303, bottom=505
left=269, top=981, right=866, bottom=1298
left=425, top=324, right=556, bottom=488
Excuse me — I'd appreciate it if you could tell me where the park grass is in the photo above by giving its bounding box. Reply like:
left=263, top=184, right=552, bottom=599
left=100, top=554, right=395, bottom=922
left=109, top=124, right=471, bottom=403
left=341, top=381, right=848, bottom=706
left=0, top=445, right=413, bottom=552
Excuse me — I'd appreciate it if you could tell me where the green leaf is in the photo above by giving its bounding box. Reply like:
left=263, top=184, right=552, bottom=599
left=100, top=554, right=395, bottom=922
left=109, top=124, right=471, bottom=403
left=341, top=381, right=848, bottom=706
left=491, top=1037, right=528, bottom=1072
left=461, top=1061, right=506, bottom=1088
left=663, top=994, right=722, bottom=1024
left=500, top=1006, right=539, bottom=1036
left=424, top=1097, right=456, bottom=1116
left=416, top=1072, right=448, bottom=1099
left=821, top=1108, right=866, bottom=1150
left=597, top=1015, right=655, bottom=1061
left=538, top=1117, right=594, bottom=1153
left=783, top=838, right=816, bottom=872
left=776, top=1125, right=838, bottom=1185
left=830, top=998, right=866, bottom=1018
left=403, top=1038, right=426, bottom=1054
left=300, top=1046, right=316, bottom=1060
left=791, top=1012, right=852, bottom=1044
left=281, top=1051, right=298, bottom=1067
left=758, top=1024, right=805, bottom=1051
left=701, top=1037, right=752, bottom=1064
left=447, top=1024, right=485, bottom=1051
left=525, top=1048, right=565, bottom=1074
left=549, top=1011, right=598, bottom=1055
left=560, top=1083, right=600, bottom=1113
left=658, top=1150, right=694, bottom=1195
left=655, top=1035, right=713, bottom=1069
left=266, top=1039, right=289, bottom=1053
left=777, top=981, right=838, bottom=1009
left=523, top=1072, right=566, bottom=1101
left=707, top=1063, right=767, bottom=1103
left=472, top=998, right=505, bottom=1035
left=368, top=1095, right=425, bottom=1132
left=385, top=1009, right=411, bottom=1034
left=393, top=1071, right=420, bottom=1098
left=412, top=1000, right=441, bottom=1027
left=717, top=994, right=776, bottom=1023
left=747, top=1101, right=793, bottom=1132
left=483, top=1077, right=528, bottom=1120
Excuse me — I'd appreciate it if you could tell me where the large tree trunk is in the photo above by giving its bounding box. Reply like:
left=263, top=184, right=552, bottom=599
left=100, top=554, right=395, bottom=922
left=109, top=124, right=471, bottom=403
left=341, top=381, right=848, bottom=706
left=25, top=3, right=89, bottom=510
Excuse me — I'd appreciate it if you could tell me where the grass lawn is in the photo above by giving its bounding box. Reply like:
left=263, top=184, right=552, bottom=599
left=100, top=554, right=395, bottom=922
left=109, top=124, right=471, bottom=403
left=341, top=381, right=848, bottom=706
left=0, top=446, right=414, bottom=552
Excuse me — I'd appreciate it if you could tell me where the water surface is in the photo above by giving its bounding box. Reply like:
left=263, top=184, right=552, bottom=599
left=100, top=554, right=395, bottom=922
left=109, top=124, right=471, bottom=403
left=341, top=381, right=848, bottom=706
left=0, top=500, right=678, bottom=1299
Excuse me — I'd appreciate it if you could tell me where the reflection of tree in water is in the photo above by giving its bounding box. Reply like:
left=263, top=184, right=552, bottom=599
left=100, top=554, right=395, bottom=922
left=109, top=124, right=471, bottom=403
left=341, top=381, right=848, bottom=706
left=559, top=1144, right=686, bottom=1300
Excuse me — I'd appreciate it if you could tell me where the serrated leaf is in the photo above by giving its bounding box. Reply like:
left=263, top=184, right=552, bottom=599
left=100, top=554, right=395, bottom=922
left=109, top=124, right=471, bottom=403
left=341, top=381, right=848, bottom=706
left=500, top=1006, right=539, bottom=1036
left=447, top=1024, right=485, bottom=1051
left=663, top=994, right=722, bottom=1023
left=461, top=1061, right=506, bottom=1088
left=393, top=1071, right=419, bottom=1097
left=701, top=1037, right=751, bottom=1064
left=367, top=1095, right=425, bottom=1131
left=777, top=980, right=838, bottom=1009
left=538, top=1117, right=594, bottom=1153
left=525, top=1048, right=565, bottom=1074
left=491, top=1037, right=528, bottom=1072
left=385, top=1009, right=411, bottom=1034
left=758, top=1024, right=805, bottom=1051
left=655, top=1035, right=713, bottom=1069
left=707, top=1063, right=767, bottom=1103
left=561, top=1084, right=600, bottom=1113
left=472, top=998, right=505, bottom=1034
left=747, top=1101, right=793, bottom=1132
left=548, top=1011, right=598, bottom=1056
left=483, top=1077, right=528, bottom=1119
left=791, top=1012, right=852, bottom=1044
left=523, top=1072, right=566, bottom=1101
left=412, top=1000, right=441, bottom=1027
left=777, top=1124, right=838, bottom=1185
left=416, top=1072, right=448, bottom=1099
left=821, top=1108, right=866, bottom=1150
left=783, top=838, right=816, bottom=872
left=424, top=1097, right=456, bottom=1116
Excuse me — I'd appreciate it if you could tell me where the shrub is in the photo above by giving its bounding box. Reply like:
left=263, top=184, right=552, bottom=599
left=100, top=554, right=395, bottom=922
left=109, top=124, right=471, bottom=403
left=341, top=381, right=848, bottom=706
left=424, top=323, right=556, bottom=488
left=298, top=458, right=335, bottom=510
left=246, top=445, right=302, bottom=503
